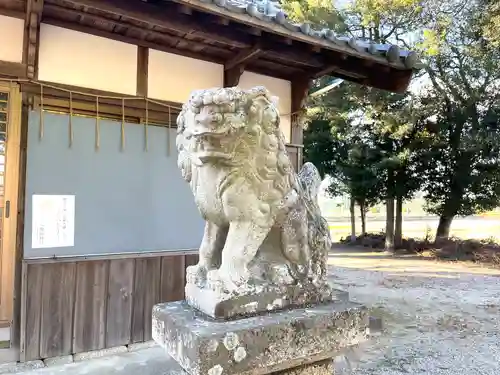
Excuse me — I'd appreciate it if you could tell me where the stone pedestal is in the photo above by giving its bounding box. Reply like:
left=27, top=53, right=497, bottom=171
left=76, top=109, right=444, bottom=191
left=152, top=299, right=369, bottom=375
left=185, top=281, right=350, bottom=320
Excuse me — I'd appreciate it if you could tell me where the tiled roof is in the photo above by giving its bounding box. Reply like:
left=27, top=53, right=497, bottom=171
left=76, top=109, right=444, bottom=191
left=194, top=0, right=421, bottom=69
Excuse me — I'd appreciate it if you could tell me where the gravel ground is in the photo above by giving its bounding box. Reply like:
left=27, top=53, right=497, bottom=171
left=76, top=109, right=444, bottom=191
left=9, top=249, right=500, bottom=375
left=329, top=249, right=500, bottom=375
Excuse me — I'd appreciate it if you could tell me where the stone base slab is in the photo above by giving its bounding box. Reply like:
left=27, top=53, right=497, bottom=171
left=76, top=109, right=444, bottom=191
left=185, top=281, right=349, bottom=320
left=152, top=300, right=368, bottom=375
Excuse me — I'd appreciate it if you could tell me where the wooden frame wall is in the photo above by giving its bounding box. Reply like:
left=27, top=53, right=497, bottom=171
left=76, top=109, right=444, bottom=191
left=0, top=82, right=22, bottom=327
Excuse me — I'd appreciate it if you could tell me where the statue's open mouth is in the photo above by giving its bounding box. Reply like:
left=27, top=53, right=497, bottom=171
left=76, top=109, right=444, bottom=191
left=192, top=130, right=232, bottom=163
left=196, top=152, right=232, bottom=164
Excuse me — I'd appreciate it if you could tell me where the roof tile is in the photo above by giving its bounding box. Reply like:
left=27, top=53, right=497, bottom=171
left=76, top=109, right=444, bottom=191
left=195, top=0, right=421, bottom=69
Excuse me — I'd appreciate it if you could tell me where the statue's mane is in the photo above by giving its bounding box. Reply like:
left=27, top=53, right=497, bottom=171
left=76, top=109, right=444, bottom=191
left=176, top=86, right=295, bottom=200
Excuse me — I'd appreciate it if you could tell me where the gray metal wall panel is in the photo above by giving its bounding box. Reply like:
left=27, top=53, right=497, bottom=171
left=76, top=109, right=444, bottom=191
left=23, top=111, right=204, bottom=258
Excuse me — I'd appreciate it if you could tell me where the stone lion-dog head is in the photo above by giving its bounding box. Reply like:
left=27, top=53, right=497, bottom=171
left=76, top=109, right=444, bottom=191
left=176, top=86, right=294, bottom=190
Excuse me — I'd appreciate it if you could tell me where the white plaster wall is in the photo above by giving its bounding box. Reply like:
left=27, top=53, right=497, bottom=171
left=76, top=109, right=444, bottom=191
left=38, top=24, right=138, bottom=95
left=148, top=50, right=223, bottom=103
left=0, top=15, right=24, bottom=63
left=238, top=71, right=292, bottom=143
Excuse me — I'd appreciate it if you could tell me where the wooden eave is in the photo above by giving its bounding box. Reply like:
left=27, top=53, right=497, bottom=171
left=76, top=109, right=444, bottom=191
left=0, top=0, right=419, bottom=92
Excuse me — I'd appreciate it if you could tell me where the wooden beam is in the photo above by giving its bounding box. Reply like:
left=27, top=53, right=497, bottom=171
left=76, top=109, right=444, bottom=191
left=64, top=0, right=251, bottom=48
left=43, top=5, right=319, bottom=78
left=43, top=4, right=230, bottom=56
left=42, top=17, right=225, bottom=65
left=23, top=0, right=44, bottom=79
left=41, top=15, right=300, bottom=82
left=63, top=0, right=352, bottom=71
left=47, top=2, right=330, bottom=70
left=312, top=64, right=366, bottom=80
left=47, top=0, right=404, bottom=89
left=0, top=7, right=25, bottom=19
left=43, top=4, right=310, bottom=74
left=64, top=0, right=410, bottom=92
left=223, top=65, right=245, bottom=87
left=312, top=64, right=340, bottom=79
left=224, top=44, right=262, bottom=71
left=177, top=4, right=192, bottom=15
left=0, top=61, right=27, bottom=78
left=136, top=46, right=149, bottom=97
left=212, top=15, right=229, bottom=26
left=311, top=45, right=321, bottom=53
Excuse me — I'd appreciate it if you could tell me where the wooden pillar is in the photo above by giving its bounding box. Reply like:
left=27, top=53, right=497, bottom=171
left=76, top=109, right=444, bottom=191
left=23, top=0, right=44, bottom=79
left=223, top=44, right=262, bottom=87
left=223, top=65, right=245, bottom=87
left=136, top=46, right=149, bottom=97
left=291, top=78, right=311, bottom=169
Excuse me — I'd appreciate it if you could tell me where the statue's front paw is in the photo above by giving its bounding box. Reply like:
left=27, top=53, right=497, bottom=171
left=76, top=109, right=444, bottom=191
left=186, top=264, right=208, bottom=287
left=206, top=269, right=225, bottom=294
left=206, top=269, right=244, bottom=294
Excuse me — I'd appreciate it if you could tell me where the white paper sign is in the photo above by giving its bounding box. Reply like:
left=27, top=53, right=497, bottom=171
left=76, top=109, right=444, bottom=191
left=32, top=195, right=75, bottom=249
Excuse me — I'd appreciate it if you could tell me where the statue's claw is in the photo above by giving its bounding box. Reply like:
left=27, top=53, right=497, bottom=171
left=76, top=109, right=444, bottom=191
left=207, top=268, right=249, bottom=294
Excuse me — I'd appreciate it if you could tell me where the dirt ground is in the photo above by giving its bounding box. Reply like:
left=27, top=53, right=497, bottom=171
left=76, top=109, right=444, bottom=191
left=329, top=246, right=500, bottom=375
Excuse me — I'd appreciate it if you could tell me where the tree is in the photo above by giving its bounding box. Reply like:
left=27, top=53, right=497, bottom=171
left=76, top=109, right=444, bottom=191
left=302, top=0, right=430, bottom=250
left=339, top=143, right=383, bottom=235
left=304, top=117, right=383, bottom=238
left=478, top=0, right=500, bottom=47
left=366, top=96, right=427, bottom=247
left=281, top=0, right=347, bottom=32
left=341, top=0, right=500, bottom=239
left=291, top=0, right=500, bottom=242
left=417, top=101, right=500, bottom=238
left=413, top=3, right=500, bottom=238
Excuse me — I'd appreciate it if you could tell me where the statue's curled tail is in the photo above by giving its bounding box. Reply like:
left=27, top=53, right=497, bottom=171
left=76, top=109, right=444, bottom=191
left=297, top=162, right=331, bottom=284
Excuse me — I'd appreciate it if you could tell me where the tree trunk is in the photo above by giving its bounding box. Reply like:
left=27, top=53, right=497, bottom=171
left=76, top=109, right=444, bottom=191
left=350, top=196, right=356, bottom=242
left=359, top=201, right=367, bottom=235
left=385, top=198, right=395, bottom=252
left=436, top=215, right=454, bottom=240
left=385, top=169, right=395, bottom=252
left=394, top=196, right=403, bottom=248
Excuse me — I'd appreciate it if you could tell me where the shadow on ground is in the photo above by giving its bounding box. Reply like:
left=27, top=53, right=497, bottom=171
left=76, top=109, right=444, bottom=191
left=329, top=244, right=500, bottom=278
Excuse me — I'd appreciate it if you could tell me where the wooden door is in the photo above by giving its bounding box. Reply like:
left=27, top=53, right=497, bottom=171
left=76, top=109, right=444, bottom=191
left=0, top=82, right=22, bottom=329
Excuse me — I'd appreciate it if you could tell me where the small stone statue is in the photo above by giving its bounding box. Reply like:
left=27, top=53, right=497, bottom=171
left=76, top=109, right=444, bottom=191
left=176, top=86, right=333, bottom=318
left=152, top=88, right=369, bottom=375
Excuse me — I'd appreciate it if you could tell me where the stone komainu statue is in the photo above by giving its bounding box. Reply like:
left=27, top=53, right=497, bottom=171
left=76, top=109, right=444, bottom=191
left=176, top=86, right=332, bottom=298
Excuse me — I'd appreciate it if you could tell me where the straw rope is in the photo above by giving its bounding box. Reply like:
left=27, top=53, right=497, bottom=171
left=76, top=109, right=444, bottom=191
left=0, top=77, right=302, bottom=117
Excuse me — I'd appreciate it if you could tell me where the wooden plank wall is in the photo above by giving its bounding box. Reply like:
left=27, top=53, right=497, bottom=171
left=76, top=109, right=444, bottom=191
left=21, top=252, right=198, bottom=361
